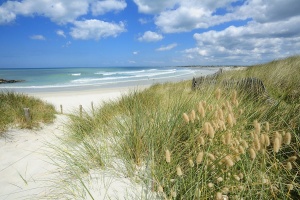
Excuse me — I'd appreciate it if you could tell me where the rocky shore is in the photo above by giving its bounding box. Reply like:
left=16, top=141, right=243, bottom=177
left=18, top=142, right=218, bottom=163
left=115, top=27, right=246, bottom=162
left=0, top=79, right=24, bottom=84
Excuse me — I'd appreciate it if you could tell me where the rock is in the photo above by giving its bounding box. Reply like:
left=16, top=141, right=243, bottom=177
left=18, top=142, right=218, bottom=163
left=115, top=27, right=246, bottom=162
left=0, top=79, right=25, bottom=84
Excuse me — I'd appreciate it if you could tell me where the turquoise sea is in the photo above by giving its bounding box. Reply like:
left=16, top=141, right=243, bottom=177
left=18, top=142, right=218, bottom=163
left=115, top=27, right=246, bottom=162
left=0, top=66, right=220, bottom=93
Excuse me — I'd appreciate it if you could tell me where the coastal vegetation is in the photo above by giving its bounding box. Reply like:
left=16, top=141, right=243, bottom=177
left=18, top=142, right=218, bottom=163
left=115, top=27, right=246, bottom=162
left=50, top=56, right=300, bottom=199
left=0, top=91, right=56, bottom=133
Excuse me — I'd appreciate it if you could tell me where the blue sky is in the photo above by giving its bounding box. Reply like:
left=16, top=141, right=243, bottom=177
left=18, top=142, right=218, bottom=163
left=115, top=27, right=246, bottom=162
left=0, top=0, right=300, bottom=68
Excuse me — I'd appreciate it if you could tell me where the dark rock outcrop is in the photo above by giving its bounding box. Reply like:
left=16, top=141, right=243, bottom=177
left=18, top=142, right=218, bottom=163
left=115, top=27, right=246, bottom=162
left=0, top=79, right=25, bottom=84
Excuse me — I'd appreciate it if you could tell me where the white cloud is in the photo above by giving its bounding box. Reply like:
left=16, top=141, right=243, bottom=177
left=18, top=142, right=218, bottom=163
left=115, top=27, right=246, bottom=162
left=184, top=16, right=300, bottom=64
left=156, top=43, right=177, bottom=51
left=70, top=19, right=126, bottom=40
left=0, top=0, right=127, bottom=25
left=133, top=0, right=177, bottom=14
left=133, top=51, right=139, bottom=55
left=138, top=31, right=163, bottom=42
left=91, top=0, right=127, bottom=15
left=30, top=35, right=46, bottom=40
left=56, top=30, right=66, bottom=38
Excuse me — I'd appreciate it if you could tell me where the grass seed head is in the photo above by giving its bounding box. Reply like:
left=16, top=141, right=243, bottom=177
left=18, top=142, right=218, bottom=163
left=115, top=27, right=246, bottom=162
left=265, top=122, right=270, bottom=132
left=189, top=159, right=195, bottom=167
left=283, top=132, right=291, bottom=145
left=183, top=113, right=189, bottom=123
left=208, top=123, right=215, bottom=138
left=190, top=110, right=196, bottom=123
left=217, top=177, right=223, bottom=182
left=288, top=156, right=297, bottom=162
left=286, top=162, right=292, bottom=170
left=197, top=136, right=205, bottom=146
left=273, top=137, right=280, bottom=153
left=227, top=113, right=234, bottom=128
left=216, top=192, right=223, bottom=200
left=176, top=166, right=183, bottom=176
left=204, top=122, right=210, bottom=135
left=255, top=122, right=261, bottom=135
left=224, top=156, right=234, bottom=167
left=196, top=151, right=204, bottom=164
left=287, top=184, right=294, bottom=191
left=249, top=148, right=256, bottom=160
left=208, top=182, right=214, bottom=188
left=225, top=132, right=232, bottom=145
left=165, top=149, right=171, bottom=163
left=198, top=103, right=206, bottom=118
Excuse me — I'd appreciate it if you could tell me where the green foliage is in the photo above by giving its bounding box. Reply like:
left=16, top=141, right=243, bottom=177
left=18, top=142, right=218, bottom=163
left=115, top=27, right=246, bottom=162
left=0, top=91, right=56, bottom=133
left=61, top=55, right=300, bottom=199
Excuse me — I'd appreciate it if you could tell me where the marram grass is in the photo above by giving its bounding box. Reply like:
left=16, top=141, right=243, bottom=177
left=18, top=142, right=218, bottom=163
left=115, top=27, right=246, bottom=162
left=0, top=91, right=56, bottom=133
left=56, top=56, right=299, bottom=199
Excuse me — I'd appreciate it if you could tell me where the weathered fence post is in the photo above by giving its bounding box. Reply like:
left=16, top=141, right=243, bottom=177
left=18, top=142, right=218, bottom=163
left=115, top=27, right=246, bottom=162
left=79, top=105, right=83, bottom=117
left=60, top=104, right=63, bottom=114
left=23, top=108, right=31, bottom=123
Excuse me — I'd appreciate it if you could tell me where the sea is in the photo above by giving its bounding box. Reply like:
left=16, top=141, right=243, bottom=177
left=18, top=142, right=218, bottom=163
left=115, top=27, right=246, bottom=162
left=0, top=66, right=221, bottom=93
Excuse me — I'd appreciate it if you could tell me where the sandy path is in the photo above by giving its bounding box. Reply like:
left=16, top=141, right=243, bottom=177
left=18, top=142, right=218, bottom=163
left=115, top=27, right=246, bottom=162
left=0, top=114, right=68, bottom=200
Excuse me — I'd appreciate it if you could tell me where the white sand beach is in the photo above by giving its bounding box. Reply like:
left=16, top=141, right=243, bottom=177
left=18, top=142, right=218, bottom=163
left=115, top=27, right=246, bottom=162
left=0, top=85, right=152, bottom=200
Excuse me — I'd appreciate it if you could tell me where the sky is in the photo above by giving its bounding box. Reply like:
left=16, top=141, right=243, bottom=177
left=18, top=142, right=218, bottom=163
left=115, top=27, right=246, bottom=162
left=0, top=0, right=300, bottom=68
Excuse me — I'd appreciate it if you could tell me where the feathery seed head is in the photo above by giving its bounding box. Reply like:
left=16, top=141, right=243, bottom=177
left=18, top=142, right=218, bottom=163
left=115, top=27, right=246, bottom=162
left=215, top=192, right=222, bottom=200
left=249, top=148, right=256, bottom=160
left=255, top=122, right=261, bottom=135
left=208, top=182, right=214, bottom=188
left=264, top=134, right=270, bottom=146
left=225, top=132, right=232, bottom=145
left=198, top=103, right=206, bottom=118
left=183, top=113, right=189, bottom=123
left=273, top=137, right=280, bottom=153
left=238, top=145, right=245, bottom=154
left=165, top=149, right=171, bottom=163
left=176, top=166, right=183, bottom=176
left=265, top=122, right=270, bottom=132
left=218, top=108, right=224, bottom=121
left=233, top=174, right=240, bottom=181
left=189, top=159, right=195, bottom=167
left=288, top=156, right=297, bottom=162
left=287, top=184, right=294, bottom=191
left=208, top=153, right=216, bottom=161
left=217, top=177, right=223, bottom=182
left=208, top=123, right=215, bottom=139
left=196, top=151, right=204, bottom=164
left=286, top=162, right=292, bottom=171
left=197, top=136, right=205, bottom=146
left=283, top=132, right=291, bottom=145
left=190, top=110, right=196, bottom=123
left=204, top=122, right=210, bottom=135
left=227, top=113, right=234, bottom=128
left=224, top=156, right=234, bottom=167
